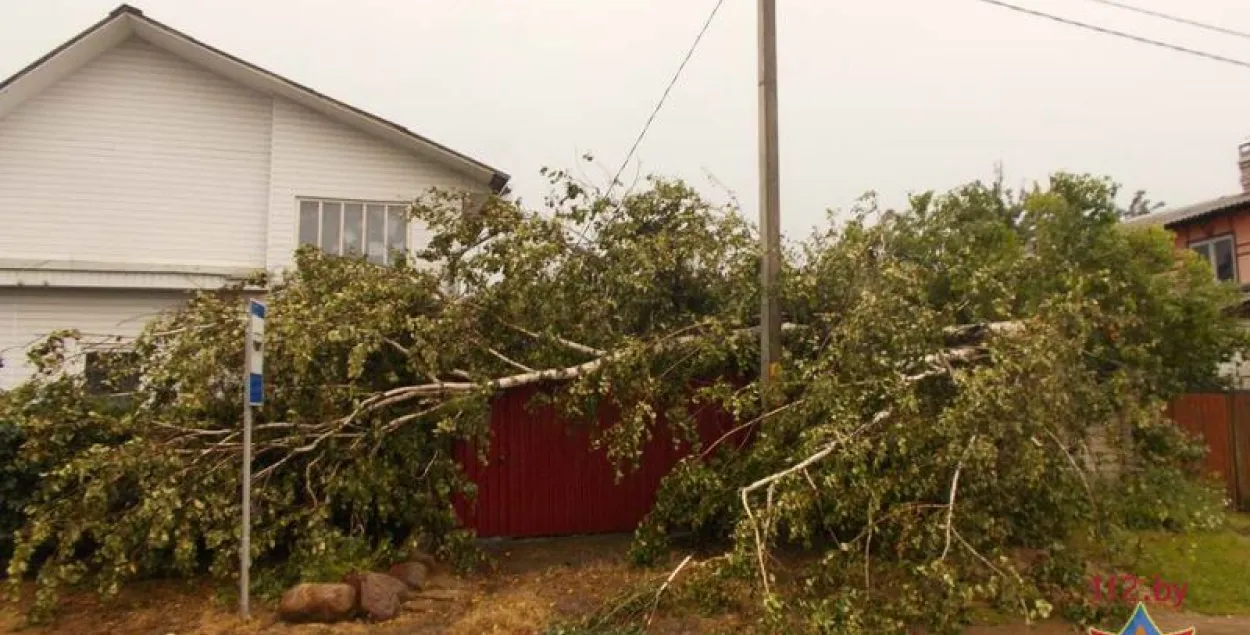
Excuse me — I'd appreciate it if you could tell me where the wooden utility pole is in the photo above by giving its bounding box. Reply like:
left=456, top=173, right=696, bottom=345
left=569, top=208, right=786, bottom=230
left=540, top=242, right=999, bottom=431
left=758, top=0, right=782, bottom=393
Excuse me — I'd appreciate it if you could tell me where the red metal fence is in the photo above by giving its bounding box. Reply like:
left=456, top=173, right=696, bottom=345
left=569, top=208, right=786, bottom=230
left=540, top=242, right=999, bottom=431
left=1167, top=392, right=1250, bottom=509
left=453, top=386, right=737, bottom=538
left=455, top=390, right=1249, bottom=537
left=455, top=389, right=1250, bottom=537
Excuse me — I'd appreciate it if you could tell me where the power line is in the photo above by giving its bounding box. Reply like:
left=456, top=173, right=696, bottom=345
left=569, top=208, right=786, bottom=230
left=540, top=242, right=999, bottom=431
left=606, top=0, right=727, bottom=195
left=972, top=0, right=1250, bottom=70
left=1074, top=0, right=1250, bottom=42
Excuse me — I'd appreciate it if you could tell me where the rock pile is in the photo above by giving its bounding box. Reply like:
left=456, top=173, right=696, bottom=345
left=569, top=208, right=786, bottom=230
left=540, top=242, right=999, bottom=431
left=277, top=583, right=357, bottom=623
left=277, top=552, right=455, bottom=624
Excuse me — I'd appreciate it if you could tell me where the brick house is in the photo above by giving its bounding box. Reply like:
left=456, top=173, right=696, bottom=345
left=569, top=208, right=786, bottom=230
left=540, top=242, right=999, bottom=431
left=1127, top=141, right=1250, bottom=387
left=1127, top=142, right=1250, bottom=286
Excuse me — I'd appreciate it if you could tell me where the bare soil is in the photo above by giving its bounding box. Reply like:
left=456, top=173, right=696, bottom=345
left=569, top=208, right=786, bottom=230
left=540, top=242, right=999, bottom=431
left=2, top=534, right=1247, bottom=634
left=0, top=535, right=742, bottom=635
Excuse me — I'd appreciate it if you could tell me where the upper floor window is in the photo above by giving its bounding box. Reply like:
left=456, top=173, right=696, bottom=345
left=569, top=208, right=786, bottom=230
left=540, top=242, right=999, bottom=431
left=1190, top=235, right=1237, bottom=283
left=298, top=199, right=410, bottom=265
left=84, top=349, right=140, bottom=395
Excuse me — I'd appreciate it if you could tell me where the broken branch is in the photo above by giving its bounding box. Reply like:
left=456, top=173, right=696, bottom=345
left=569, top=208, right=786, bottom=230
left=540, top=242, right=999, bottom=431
left=940, top=435, right=979, bottom=561
left=645, top=554, right=694, bottom=628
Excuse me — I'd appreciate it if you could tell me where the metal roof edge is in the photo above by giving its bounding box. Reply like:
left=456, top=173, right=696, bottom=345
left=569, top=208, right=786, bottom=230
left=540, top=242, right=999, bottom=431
left=1124, top=192, right=1250, bottom=228
left=0, top=4, right=511, bottom=193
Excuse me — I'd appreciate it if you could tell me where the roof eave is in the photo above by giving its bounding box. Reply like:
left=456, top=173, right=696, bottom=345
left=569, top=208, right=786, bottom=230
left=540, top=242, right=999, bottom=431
left=1124, top=193, right=1250, bottom=230
left=1165, top=201, right=1250, bottom=229
left=125, top=11, right=509, bottom=188
left=0, top=4, right=510, bottom=191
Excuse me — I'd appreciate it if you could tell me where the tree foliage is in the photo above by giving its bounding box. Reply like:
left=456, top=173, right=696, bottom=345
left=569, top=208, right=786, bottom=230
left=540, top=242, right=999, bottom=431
left=635, top=174, right=1242, bottom=632
left=0, top=412, right=29, bottom=565
left=1119, top=189, right=1165, bottom=219
left=0, top=167, right=1244, bottom=631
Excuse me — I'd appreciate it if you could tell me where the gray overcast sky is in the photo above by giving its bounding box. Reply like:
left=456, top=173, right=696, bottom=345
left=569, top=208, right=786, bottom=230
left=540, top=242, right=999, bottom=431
left=3, top=0, right=1250, bottom=236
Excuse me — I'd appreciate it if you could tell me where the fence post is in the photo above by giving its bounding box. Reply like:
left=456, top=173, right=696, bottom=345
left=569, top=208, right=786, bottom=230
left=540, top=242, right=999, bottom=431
left=1232, top=390, right=1250, bottom=511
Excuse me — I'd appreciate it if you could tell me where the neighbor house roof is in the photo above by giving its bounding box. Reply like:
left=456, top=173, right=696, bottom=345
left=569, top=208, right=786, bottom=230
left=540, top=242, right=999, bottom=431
left=0, top=4, right=510, bottom=192
left=1124, top=192, right=1250, bottom=229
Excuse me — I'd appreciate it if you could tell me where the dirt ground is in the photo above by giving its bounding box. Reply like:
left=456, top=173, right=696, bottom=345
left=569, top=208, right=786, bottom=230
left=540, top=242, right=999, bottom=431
left=2, top=534, right=1248, bottom=635
left=0, top=535, right=743, bottom=635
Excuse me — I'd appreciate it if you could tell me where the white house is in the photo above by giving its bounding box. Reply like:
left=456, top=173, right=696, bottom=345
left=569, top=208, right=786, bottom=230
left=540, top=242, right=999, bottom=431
left=0, top=5, right=508, bottom=389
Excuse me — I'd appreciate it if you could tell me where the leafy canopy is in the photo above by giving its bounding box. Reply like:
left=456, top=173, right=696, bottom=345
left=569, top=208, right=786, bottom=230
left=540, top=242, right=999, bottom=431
left=0, top=168, right=1243, bottom=632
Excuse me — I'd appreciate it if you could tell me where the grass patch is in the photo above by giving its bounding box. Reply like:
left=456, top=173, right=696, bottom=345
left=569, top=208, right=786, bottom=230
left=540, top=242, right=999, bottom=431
left=1124, top=513, right=1250, bottom=615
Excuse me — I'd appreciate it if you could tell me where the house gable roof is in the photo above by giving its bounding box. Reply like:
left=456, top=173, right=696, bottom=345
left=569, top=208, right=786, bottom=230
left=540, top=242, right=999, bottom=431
left=0, top=4, right=510, bottom=192
left=1124, top=192, right=1250, bottom=229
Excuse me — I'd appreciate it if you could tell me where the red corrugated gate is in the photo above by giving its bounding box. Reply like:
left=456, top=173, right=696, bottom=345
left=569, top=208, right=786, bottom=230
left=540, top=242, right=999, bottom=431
left=1167, top=392, right=1250, bottom=509
left=1168, top=393, right=1236, bottom=491
left=454, top=386, right=737, bottom=538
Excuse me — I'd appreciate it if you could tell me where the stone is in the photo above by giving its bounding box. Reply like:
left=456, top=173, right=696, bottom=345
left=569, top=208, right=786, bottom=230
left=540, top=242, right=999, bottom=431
left=416, top=588, right=468, bottom=602
left=425, top=572, right=470, bottom=591
left=388, top=561, right=430, bottom=590
left=404, top=549, right=439, bottom=571
left=344, top=572, right=410, bottom=622
left=277, top=583, right=357, bottom=623
left=402, top=598, right=442, bottom=613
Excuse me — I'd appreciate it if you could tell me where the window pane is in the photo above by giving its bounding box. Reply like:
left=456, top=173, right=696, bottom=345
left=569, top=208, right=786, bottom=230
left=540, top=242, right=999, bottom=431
left=387, top=205, right=408, bottom=263
left=85, top=351, right=140, bottom=395
left=366, top=204, right=386, bottom=264
left=1192, top=243, right=1212, bottom=264
left=343, top=203, right=364, bottom=256
left=298, top=201, right=320, bottom=247
left=320, top=202, right=342, bottom=254
left=1215, top=238, right=1236, bottom=282
left=84, top=352, right=107, bottom=394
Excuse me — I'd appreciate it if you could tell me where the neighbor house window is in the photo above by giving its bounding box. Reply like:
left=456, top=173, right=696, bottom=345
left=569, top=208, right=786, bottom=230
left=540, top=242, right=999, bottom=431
left=297, top=199, right=410, bottom=265
left=84, top=349, right=140, bottom=395
left=1190, top=235, right=1237, bottom=283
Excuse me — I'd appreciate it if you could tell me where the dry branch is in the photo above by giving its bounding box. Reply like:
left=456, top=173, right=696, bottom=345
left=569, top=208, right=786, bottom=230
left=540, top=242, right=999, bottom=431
left=166, top=319, right=1024, bottom=489
left=941, top=435, right=979, bottom=561
left=494, top=318, right=607, bottom=358
left=954, top=529, right=1031, bottom=621
left=700, top=399, right=804, bottom=459
left=645, top=554, right=694, bottom=628
left=732, top=320, right=1025, bottom=596
left=739, top=414, right=885, bottom=595
left=482, top=345, right=536, bottom=373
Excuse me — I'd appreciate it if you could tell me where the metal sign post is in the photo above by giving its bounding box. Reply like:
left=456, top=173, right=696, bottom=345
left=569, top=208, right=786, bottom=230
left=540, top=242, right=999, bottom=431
left=240, top=299, right=265, bottom=618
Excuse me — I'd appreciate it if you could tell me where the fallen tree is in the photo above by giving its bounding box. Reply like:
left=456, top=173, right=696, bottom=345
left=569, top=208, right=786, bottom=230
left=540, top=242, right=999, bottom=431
left=626, top=177, right=1244, bottom=632
left=1, top=168, right=1244, bottom=631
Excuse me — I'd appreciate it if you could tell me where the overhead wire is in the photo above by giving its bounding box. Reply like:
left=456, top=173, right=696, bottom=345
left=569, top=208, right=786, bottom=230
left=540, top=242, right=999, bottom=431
left=605, top=0, right=727, bottom=197
left=972, top=0, right=1250, bottom=70
left=1073, top=0, right=1250, bottom=42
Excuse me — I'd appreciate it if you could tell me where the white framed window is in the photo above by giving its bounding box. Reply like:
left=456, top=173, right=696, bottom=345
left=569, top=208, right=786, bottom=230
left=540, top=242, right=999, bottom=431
left=84, top=348, right=140, bottom=395
left=297, top=198, right=410, bottom=265
left=1190, top=235, right=1237, bottom=283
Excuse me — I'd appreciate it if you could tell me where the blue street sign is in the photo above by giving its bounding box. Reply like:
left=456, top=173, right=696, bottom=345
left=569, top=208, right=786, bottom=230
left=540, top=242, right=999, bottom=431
left=247, top=300, right=265, bottom=406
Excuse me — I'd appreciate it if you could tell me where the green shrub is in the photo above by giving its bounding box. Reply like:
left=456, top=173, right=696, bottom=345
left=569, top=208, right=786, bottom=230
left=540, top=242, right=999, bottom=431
left=0, top=410, right=29, bottom=567
left=1109, top=467, right=1227, bottom=533
left=253, top=528, right=395, bottom=598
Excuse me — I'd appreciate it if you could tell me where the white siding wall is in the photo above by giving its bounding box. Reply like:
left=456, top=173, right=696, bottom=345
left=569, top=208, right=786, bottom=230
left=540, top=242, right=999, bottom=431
left=0, top=38, right=272, bottom=269
left=0, top=288, right=188, bottom=389
left=265, top=99, right=475, bottom=270
left=0, top=35, right=490, bottom=388
left=0, top=269, right=240, bottom=290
